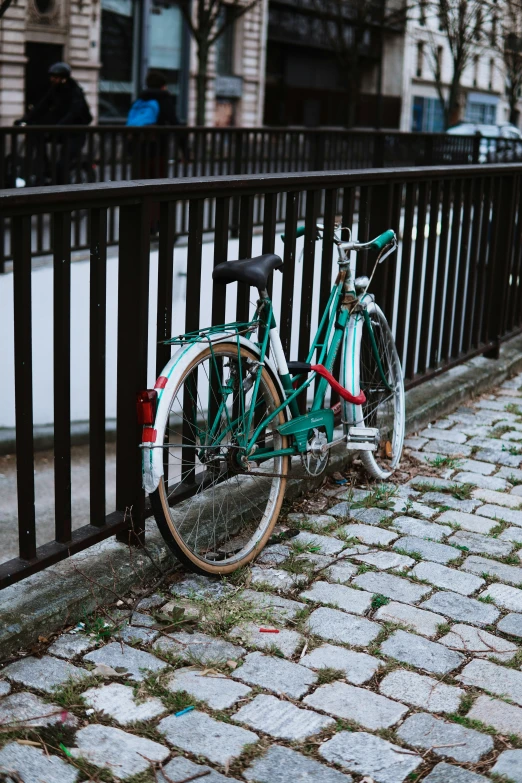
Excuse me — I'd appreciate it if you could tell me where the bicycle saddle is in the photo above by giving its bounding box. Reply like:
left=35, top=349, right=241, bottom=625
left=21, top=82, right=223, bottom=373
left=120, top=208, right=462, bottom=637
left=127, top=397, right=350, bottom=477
left=212, top=254, right=283, bottom=290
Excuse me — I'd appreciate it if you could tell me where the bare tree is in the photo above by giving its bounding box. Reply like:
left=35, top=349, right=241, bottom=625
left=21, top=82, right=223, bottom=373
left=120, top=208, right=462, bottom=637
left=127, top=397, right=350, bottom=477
left=501, top=0, right=522, bottom=124
left=309, top=0, right=408, bottom=127
left=425, top=0, right=487, bottom=128
left=178, top=0, right=261, bottom=125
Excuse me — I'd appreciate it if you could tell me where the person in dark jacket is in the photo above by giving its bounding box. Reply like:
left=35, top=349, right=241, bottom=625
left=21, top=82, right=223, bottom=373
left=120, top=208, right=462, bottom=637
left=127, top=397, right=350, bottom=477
left=130, top=70, right=187, bottom=178
left=16, top=62, right=92, bottom=184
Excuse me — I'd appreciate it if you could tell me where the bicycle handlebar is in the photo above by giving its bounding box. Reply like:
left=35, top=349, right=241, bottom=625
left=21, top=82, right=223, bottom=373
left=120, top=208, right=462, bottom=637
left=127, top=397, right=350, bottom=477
left=282, top=224, right=396, bottom=251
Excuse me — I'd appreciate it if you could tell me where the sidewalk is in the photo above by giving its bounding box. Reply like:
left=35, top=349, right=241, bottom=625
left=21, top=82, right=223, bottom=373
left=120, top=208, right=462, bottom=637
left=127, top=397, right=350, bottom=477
left=2, top=378, right=522, bottom=781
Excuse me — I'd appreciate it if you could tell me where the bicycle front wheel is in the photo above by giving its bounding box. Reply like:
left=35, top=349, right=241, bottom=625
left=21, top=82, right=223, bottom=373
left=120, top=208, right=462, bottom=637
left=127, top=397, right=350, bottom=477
left=345, top=302, right=405, bottom=480
left=150, top=341, right=289, bottom=575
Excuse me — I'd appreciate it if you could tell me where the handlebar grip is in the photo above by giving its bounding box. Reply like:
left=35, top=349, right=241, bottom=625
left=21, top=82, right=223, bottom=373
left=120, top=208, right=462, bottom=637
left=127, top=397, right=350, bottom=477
left=281, top=225, right=306, bottom=243
left=369, top=229, right=395, bottom=251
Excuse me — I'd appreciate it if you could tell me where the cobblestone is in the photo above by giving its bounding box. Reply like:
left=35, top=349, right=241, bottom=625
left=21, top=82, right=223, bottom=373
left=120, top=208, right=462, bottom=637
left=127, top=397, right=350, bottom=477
left=393, top=536, right=460, bottom=564
left=421, top=492, right=481, bottom=513
left=498, top=611, right=522, bottom=637
left=231, top=651, right=317, bottom=698
left=468, top=694, right=522, bottom=737
left=320, top=730, right=422, bottom=783
left=391, top=516, right=452, bottom=541
left=0, top=691, right=79, bottom=728
left=352, top=551, right=415, bottom=571
left=448, top=529, right=514, bottom=556
left=166, top=667, right=252, bottom=709
left=422, top=763, right=489, bottom=782
left=158, top=757, right=234, bottom=783
left=436, top=509, right=497, bottom=534
left=239, top=590, right=306, bottom=620
left=307, top=606, right=381, bottom=646
left=0, top=743, right=79, bottom=783
left=71, top=724, right=170, bottom=779
left=245, top=744, right=354, bottom=783
left=299, top=643, right=380, bottom=684
left=228, top=622, right=303, bottom=657
left=374, top=601, right=445, bottom=637
left=480, top=582, right=522, bottom=612
left=452, top=471, right=512, bottom=490
left=461, top=554, right=522, bottom=585
left=411, top=561, right=485, bottom=595
left=82, top=682, right=165, bottom=724
left=250, top=566, right=307, bottom=591
left=353, top=571, right=431, bottom=604
left=47, top=633, right=97, bottom=659
left=2, top=655, right=87, bottom=694
left=346, top=507, right=395, bottom=525
left=84, top=642, right=167, bottom=681
left=300, top=580, right=373, bottom=614
left=304, top=681, right=408, bottom=729
left=380, top=630, right=464, bottom=674
left=476, top=503, right=522, bottom=526
left=438, top=623, right=519, bottom=662
left=396, top=712, right=494, bottom=762
left=233, top=693, right=334, bottom=739
left=154, top=630, right=246, bottom=663
left=326, top=561, right=359, bottom=582
left=379, top=669, right=464, bottom=713
left=337, top=523, right=399, bottom=545
left=255, top=543, right=291, bottom=565
left=491, top=750, right=522, bottom=782
left=158, top=709, right=258, bottom=765
left=421, top=591, right=500, bottom=626
left=292, top=530, right=345, bottom=555
left=457, top=659, right=522, bottom=705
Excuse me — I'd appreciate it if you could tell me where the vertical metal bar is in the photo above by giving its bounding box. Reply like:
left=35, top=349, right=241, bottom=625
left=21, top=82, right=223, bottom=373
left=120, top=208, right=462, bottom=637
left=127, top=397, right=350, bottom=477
left=368, top=182, right=392, bottom=308
left=394, top=182, right=415, bottom=361
left=115, top=201, right=150, bottom=544
left=486, top=176, right=515, bottom=349
left=452, top=178, right=473, bottom=357
left=212, top=197, right=229, bottom=326
left=156, top=201, right=177, bottom=377
left=262, top=192, right=277, bottom=299
left=462, top=178, right=484, bottom=352
left=430, top=179, right=452, bottom=367
left=298, top=189, right=320, bottom=361
left=405, top=180, right=428, bottom=379
left=89, top=208, right=108, bottom=527
left=418, top=180, right=441, bottom=374
left=472, top=178, right=492, bottom=348
left=53, top=212, right=72, bottom=543
left=440, top=179, right=462, bottom=363
left=236, top=195, right=254, bottom=323
left=280, top=191, right=299, bottom=357
left=12, top=215, right=36, bottom=560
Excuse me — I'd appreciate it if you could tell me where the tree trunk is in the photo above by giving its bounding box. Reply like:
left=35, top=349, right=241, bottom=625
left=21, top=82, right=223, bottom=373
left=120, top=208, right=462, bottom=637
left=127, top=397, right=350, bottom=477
left=196, top=44, right=209, bottom=126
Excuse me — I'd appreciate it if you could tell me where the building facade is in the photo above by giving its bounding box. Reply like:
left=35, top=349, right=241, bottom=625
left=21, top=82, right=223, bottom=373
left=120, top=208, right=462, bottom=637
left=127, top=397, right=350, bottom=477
left=0, top=0, right=267, bottom=126
left=400, top=4, right=519, bottom=131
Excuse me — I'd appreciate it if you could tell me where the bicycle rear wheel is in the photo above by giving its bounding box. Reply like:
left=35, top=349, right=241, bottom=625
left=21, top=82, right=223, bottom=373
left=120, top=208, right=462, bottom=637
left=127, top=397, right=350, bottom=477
left=346, top=302, right=405, bottom=480
left=150, top=341, right=289, bottom=575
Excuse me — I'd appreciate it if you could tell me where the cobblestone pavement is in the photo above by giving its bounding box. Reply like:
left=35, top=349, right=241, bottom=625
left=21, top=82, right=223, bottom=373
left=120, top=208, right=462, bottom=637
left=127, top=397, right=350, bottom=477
left=5, top=380, right=522, bottom=782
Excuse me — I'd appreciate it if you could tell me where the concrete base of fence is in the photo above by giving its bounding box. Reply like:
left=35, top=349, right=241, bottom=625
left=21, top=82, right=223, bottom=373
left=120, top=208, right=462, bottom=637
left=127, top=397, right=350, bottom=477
left=2, top=331, right=522, bottom=659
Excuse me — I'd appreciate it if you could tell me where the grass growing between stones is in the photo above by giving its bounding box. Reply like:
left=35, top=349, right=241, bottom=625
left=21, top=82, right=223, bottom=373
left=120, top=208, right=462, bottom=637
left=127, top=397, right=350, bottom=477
left=427, top=456, right=462, bottom=470
left=191, top=594, right=276, bottom=637
left=316, top=668, right=346, bottom=685
left=354, top=485, right=397, bottom=510
left=371, top=594, right=390, bottom=610
left=449, top=483, right=474, bottom=500
left=140, top=670, right=197, bottom=714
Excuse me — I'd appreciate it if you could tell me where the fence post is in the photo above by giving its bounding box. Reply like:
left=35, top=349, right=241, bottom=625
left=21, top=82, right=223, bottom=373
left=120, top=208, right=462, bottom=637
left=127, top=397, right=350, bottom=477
left=372, top=132, right=386, bottom=167
left=115, top=201, right=150, bottom=545
left=483, top=175, right=515, bottom=358
left=472, top=133, right=481, bottom=164
left=231, top=130, right=244, bottom=237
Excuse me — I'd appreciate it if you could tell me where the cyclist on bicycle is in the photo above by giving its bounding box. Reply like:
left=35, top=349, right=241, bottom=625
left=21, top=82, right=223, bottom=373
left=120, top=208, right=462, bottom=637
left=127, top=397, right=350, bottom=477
left=15, top=62, right=92, bottom=184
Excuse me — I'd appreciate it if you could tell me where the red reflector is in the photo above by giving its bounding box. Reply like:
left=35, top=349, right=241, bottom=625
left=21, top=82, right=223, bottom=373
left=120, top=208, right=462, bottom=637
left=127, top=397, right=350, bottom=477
left=142, top=427, right=157, bottom=443
left=137, top=390, right=158, bottom=425
left=155, top=376, right=168, bottom=389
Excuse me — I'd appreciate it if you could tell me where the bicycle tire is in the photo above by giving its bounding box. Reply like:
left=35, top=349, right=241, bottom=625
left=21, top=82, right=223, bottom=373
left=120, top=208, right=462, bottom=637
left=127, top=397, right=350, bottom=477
left=342, top=302, right=405, bottom=480
left=149, top=340, right=289, bottom=575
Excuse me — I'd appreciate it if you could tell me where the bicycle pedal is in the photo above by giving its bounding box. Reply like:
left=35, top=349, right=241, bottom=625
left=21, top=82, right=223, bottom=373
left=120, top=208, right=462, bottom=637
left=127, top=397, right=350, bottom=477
left=346, top=426, right=379, bottom=451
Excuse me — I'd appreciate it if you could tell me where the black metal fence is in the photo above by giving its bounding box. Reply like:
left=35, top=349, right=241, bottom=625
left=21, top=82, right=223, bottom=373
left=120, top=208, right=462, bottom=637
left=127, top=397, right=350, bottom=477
left=2, top=126, right=521, bottom=271
left=2, top=163, right=522, bottom=587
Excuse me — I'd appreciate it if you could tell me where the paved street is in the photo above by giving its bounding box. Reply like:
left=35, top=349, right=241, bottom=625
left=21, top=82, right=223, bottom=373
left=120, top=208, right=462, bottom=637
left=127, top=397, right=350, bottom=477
left=3, top=378, right=522, bottom=781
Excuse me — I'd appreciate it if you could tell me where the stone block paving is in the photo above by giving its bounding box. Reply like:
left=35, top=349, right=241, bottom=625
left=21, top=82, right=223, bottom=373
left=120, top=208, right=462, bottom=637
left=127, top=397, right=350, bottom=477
left=6, top=377, right=522, bottom=781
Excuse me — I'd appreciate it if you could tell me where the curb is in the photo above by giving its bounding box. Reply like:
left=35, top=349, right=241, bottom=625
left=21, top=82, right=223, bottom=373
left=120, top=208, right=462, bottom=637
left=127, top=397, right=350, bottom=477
left=2, top=333, right=522, bottom=658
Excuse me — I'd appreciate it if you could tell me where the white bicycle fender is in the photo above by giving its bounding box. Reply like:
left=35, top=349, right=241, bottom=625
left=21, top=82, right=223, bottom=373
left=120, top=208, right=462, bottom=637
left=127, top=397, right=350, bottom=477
left=141, top=334, right=285, bottom=494
left=340, top=309, right=365, bottom=431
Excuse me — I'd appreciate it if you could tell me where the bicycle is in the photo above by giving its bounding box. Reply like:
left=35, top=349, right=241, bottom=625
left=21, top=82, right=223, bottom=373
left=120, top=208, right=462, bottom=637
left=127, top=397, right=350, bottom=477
left=139, top=222, right=405, bottom=575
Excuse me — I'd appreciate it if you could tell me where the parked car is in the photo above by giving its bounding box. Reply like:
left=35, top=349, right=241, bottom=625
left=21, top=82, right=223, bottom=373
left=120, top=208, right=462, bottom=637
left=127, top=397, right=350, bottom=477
left=446, top=122, right=522, bottom=163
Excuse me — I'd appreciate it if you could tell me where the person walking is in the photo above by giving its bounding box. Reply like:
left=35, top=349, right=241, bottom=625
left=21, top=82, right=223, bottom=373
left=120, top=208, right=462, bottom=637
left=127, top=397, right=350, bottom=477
left=16, top=62, right=92, bottom=184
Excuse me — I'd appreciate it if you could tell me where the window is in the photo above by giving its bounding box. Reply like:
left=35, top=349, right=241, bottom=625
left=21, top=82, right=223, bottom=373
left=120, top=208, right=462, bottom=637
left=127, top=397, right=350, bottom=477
left=436, top=46, right=443, bottom=76
left=473, top=54, right=479, bottom=87
left=99, top=0, right=139, bottom=119
left=489, top=58, right=494, bottom=90
left=412, top=96, right=445, bottom=131
left=491, top=14, right=497, bottom=47
left=149, top=0, right=183, bottom=85
left=216, top=7, right=235, bottom=76
left=416, top=41, right=424, bottom=78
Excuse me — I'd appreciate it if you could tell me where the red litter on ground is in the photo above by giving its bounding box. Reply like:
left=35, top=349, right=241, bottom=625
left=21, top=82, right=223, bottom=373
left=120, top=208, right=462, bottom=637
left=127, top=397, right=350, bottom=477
left=259, top=628, right=279, bottom=633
